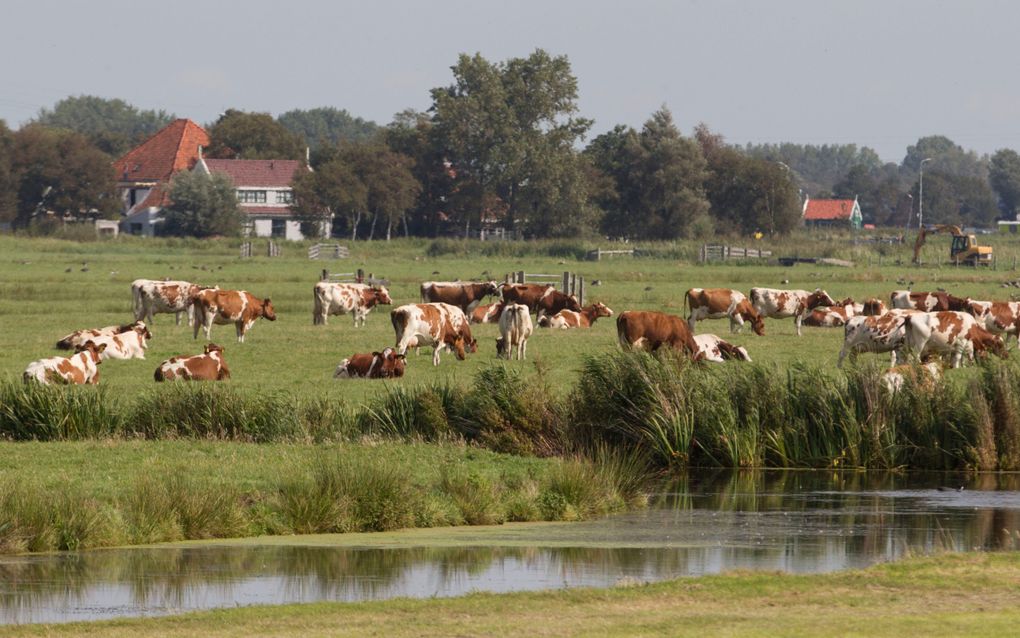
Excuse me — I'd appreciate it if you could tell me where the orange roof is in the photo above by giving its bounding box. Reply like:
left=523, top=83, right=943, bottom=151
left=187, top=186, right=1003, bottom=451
left=113, top=119, right=210, bottom=183
left=202, top=159, right=306, bottom=187
left=804, top=199, right=857, bottom=221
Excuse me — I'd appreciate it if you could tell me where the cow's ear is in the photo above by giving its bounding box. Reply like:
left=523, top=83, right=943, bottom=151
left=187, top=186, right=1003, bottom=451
left=96, top=343, right=108, bottom=352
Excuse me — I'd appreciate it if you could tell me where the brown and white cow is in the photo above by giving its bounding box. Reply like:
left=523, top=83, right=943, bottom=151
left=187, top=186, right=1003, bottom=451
left=499, top=283, right=582, bottom=318
left=496, top=303, right=534, bottom=360
left=890, top=290, right=971, bottom=312
left=56, top=321, right=146, bottom=350
left=803, top=298, right=857, bottom=328
left=420, top=281, right=500, bottom=315
left=154, top=343, right=231, bottom=381
left=904, top=311, right=1007, bottom=368
left=966, top=300, right=1020, bottom=345
left=132, top=279, right=206, bottom=326
left=538, top=302, right=614, bottom=329
left=193, top=289, right=277, bottom=343
left=333, top=347, right=407, bottom=379
left=693, top=334, right=752, bottom=363
left=616, top=310, right=700, bottom=358
left=85, top=323, right=152, bottom=360
left=391, top=302, right=477, bottom=366
left=313, top=282, right=392, bottom=327
left=861, top=298, right=888, bottom=316
left=837, top=310, right=921, bottom=368
left=685, top=288, right=765, bottom=335
left=24, top=342, right=106, bottom=385
left=882, top=362, right=942, bottom=394
left=749, top=287, right=837, bottom=336
left=470, top=302, right=505, bottom=324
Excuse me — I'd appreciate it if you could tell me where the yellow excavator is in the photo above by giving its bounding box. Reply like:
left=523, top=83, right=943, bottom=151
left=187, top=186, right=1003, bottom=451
left=912, top=224, right=993, bottom=266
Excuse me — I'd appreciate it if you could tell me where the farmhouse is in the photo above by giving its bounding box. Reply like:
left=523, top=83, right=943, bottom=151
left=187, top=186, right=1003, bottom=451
left=802, top=196, right=863, bottom=230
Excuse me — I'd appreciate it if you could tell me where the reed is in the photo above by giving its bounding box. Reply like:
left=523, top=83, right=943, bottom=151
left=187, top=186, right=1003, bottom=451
left=0, top=382, right=121, bottom=440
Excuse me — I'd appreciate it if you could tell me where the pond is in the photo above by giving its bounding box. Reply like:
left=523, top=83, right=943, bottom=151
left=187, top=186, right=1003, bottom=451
left=2, top=471, right=1019, bottom=624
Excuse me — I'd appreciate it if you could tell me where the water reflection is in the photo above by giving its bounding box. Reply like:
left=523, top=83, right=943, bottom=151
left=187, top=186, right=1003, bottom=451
left=2, top=471, right=1019, bottom=624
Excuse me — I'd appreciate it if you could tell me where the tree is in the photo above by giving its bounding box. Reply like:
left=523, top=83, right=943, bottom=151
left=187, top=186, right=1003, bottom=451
left=0, top=120, right=15, bottom=224
left=162, top=171, right=242, bottom=237
left=990, top=149, right=1020, bottom=218
left=34, top=95, right=174, bottom=157
left=912, top=171, right=998, bottom=227
left=277, top=107, right=378, bottom=151
left=291, top=156, right=367, bottom=240
left=743, top=142, right=882, bottom=196
left=833, top=163, right=907, bottom=227
left=206, top=109, right=305, bottom=160
left=384, top=109, right=459, bottom=236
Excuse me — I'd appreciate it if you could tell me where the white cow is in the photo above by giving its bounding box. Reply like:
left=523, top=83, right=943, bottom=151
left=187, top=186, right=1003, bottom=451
left=24, top=342, right=106, bottom=385
left=313, top=282, right=392, bottom=326
left=904, top=311, right=1006, bottom=368
left=497, top=303, right=534, bottom=360
left=693, top=334, right=752, bottom=363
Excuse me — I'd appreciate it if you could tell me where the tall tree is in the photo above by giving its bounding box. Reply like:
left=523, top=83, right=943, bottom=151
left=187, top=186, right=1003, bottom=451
left=291, top=155, right=368, bottom=240
left=162, top=171, right=242, bottom=237
left=0, top=120, right=15, bottom=224
left=990, top=149, right=1020, bottom=219
left=277, top=107, right=378, bottom=150
left=384, top=109, right=458, bottom=236
left=206, top=109, right=306, bottom=160
left=33, top=95, right=174, bottom=156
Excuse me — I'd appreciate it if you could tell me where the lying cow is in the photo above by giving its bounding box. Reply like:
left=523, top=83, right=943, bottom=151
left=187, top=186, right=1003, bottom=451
left=391, top=302, right=477, bottom=366
left=837, top=310, right=920, bottom=368
left=616, top=310, right=700, bottom=359
left=496, top=303, right=534, bottom=360
left=193, top=289, right=276, bottom=343
left=24, top=342, right=106, bottom=385
left=333, top=347, right=406, bottom=379
left=861, top=298, right=888, bottom=316
left=56, top=321, right=146, bottom=350
left=154, top=343, right=231, bottom=381
left=471, top=302, right=505, bottom=324
left=538, top=302, right=614, bottom=329
left=132, top=279, right=205, bottom=326
left=749, top=288, right=837, bottom=336
left=500, top=283, right=581, bottom=319
left=313, top=282, right=392, bottom=326
left=803, top=298, right=857, bottom=328
left=967, top=300, right=1020, bottom=346
left=693, top=334, right=752, bottom=363
left=84, top=322, right=152, bottom=360
left=890, top=290, right=970, bottom=312
left=685, top=288, right=765, bottom=335
left=904, top=311, right=1006, bottom=368
left=882, top=362, right=942, bottom=394
left=421, top=281, right=500, bottom=315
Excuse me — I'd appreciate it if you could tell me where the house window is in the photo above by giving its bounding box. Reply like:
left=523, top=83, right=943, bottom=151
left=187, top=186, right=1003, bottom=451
left=237, top=190, right=267, bottom=203
left=276, top=191, right=294, bottom=204
left=130, top=223, right=143, bottom=235
left=271, top=219, right=286, bottom=237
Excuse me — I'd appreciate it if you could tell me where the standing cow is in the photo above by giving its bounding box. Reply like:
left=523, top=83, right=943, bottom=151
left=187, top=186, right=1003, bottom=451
left=193, top=289, right=276, bottom=343
left=749, top=288, right=837, bottom=336
left=155, top=343, right=231, bottom=381
left=499, top=283, right=581, bottom=319
left=132, top=279, right=205, bottom=326
left=616, top=310, right=700, bottom=358
left=967, top=300, right=1020, bottom=346
left=496, top=303, right=534, bottom=360
left=538, top=302, right=614, bottom=329
left=904, top=311, right=1006, bottom=368
left=420, top=281, right=500, bottom=315
left=837, top=310, right=920, bottom=368
left=24, top=342, right=106, bottom=385
left=685, top=288, right=765, bottom=335
left=391, top=303, right=477, bottom=366
left=313, top=282, right=392, bottom=326
left=890, top=290, right=970, bottom=312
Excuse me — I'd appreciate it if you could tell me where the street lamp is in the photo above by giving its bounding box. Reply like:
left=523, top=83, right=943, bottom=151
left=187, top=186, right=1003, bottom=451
left=918, top=157, right=933, bottom=229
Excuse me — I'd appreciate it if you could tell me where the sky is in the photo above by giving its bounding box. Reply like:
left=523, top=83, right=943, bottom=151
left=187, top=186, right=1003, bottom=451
left=3, top=0, right=1019, bottom=163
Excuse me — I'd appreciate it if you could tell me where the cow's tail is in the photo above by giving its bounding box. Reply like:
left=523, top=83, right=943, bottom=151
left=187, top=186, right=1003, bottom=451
left=683, top=290, right=690, bottom=318
left=616, top=313, right=630, bottom=349
left=420, top=283, right=428, bottom=303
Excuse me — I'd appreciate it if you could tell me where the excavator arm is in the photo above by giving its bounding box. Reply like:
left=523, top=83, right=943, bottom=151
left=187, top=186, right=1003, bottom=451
left=912, top=224, right=963, bottom=264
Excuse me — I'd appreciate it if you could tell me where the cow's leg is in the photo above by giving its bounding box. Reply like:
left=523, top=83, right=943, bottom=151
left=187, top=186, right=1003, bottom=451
left=520, top=338, right=528, bottom=360
left=187, top=304, right=195, bottom=327
left=175, top=310, right=183, bottom=326
left=432, top=345, right=442, bottom=366
left=729, top=314, right=743, bottom=334
left=795, top=314, right=803, bottom=337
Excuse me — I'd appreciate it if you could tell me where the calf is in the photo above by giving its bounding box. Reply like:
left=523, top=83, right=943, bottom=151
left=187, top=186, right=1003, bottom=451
left=904, top=311, right=1006, bottom=368
left=193, top=289, right=276, bottom=343
left=24, top=342, right=106, bottom=385
left=693, top=334, right=752, bottom=363
left=471, top=302, right=505, bottom=324
left=891, top=290, right=970, bottom=312
left=132, top=279, right=205, bottom=326
left=333, top=348, right=406, bottom=379
left=86, top=323, right=152, bottom=360
left=496, top=303, right=534, bottom=360
left=749, top=288, right=837, bottom=336
left=616, top=310, right=700, bottom=359
left=56, top=321, right=145, bottom=350
left=420, top=281, right=500, bottom=315
left=155, top=343, right=231, bottom=381
left=313, top=282, right=392, bottom=326
left=837, top=310, right=920, bottom=368
left=685, top=288, right=765, bottom=335
left=538, top=302, right=614, bottom=329
left=391, top=302, right=477, bottom=366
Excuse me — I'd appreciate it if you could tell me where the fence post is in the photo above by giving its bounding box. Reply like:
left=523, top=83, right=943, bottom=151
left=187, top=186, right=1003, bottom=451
left=504, top=273, right=511, bottom=284
left=577, top=276, right=585, bottom=306
left=562, top=271, right=570, bottom=292
left=517, top=270, right=525, bottom=284
left=321, top=268, right=328, bottom=281
left=356, top=268, right=364, bottom=283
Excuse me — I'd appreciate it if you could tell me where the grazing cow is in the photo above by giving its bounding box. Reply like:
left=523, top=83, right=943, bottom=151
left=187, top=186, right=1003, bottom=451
left=837, top=310, right=921, bottom=368
left=749, top=288, right=837, bottom=336
left=333, top=347, right=406, bottom=379
left=803, top=298, right=857, bottom=328
left=391, top=302, right=477, bottom=366
left=966, top=300, right=1020, bottom=345
left=85, top=323, right=152, bottom=360
left=904, top=311, right=1007, bottom=368
left=312, top=282, right=392, bottom=326
left=132, top=279, right=205, bottom=326
left=882, top=362, right=942, bottom=394
left=499, top=283, right=581, bottom=318
left=193, top=289, right=277, bottom=342
left=154, top=343, right=231, bottom=381
left=538, top=302, right=614, bottom=329
left=420, top=281, right=500, bottom=315
left=496, top=303, right=534, bottom=360
left=616, top=310, right=700, bottom=358
left=890, top=290, right=970, bottom=312
left=24, top=342, right=106, bottom=385
left=471, top=302, right=505, bottom=324
left=56, top=321, right=146, bottom=350
left=685, top=288, right=765, bottom=335
left=693, top=334, right=752, bottom=363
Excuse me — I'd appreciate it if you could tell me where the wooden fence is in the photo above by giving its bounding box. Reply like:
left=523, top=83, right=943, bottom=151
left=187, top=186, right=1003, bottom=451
left=319, top=268, right=389, bottom=287
left=587, top=247, right=634, bottom=261
left=700, top=244, right=772, bottom=263
left=505, top=270, right=585, bottom=306
left=239, top=241, right=282, bottom=258
left=308, top=243, right=350, bottom=260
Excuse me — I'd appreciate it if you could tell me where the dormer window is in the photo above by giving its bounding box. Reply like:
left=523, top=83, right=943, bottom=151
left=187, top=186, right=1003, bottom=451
left=276, top=191, right=294, bottom=204
left=237, top=190, right=267, bottom=203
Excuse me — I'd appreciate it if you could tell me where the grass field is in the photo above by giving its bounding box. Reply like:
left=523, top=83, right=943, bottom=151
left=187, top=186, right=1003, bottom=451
left=6, top=552, right=1019, bottom=637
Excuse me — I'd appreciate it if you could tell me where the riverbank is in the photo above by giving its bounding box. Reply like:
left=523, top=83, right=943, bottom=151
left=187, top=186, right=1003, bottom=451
left=6, top=552, right=1019, bottom=637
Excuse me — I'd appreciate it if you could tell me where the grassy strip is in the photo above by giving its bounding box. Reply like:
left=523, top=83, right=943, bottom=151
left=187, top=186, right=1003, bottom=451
left=5, top=552, right=1019, bottom=637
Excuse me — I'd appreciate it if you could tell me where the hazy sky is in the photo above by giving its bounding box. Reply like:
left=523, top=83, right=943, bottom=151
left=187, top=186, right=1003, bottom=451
left=3, top=0, right=1018, bottom=162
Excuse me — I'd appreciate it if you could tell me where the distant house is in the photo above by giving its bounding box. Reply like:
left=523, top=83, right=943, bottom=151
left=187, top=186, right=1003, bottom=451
left=802, top=196, right=863, bottom=230
left=113, top=119, right=210, bottom=236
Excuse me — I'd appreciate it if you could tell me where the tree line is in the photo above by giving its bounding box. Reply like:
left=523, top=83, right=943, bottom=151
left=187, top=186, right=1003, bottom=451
left=2, top=49, right=1020, bottom=238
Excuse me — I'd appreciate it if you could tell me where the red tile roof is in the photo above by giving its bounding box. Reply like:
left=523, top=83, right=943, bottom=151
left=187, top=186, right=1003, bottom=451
left=113, top=119, right=210, bottom=183
left=803, top=199, right=857, bottom=221
left=202, top=159, right=306, bottom=188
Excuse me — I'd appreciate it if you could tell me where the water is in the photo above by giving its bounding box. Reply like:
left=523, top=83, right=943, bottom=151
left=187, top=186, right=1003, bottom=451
left=3, top=471, right=1019, bottom=624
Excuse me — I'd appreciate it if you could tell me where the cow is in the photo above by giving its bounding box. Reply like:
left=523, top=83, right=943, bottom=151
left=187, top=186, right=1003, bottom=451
left=391, top=302, right=477, bottom=366
left=904, top=311, right=1007, bottom=368
left=882, top=362, right=942, bottom=394
left=471, top=302, right=505, bottom=324
left=837, top=310, right=921, bottom=368
left=685, top=288, right=765, bottom=335
left=749, top=288, right=838, bottom=336
left=538, top=302, right=614, bottom=329
left=499, top=283, right=581, bottom=319
left=616, top=310, right=700, bottom=359
left=83, top=323, right=152, bottom=360
left=333, top=347, right=407, bottom=379
left=890, top=290, right=970, bottom=312
left=420, top=281, right=500, bottom=315
left=861, top=298, right=888, bottom=316
left=56, top=321, right=146, bottom=350
left=24, top=342, right=106, bottom=385
left=193, top=289, right=276, bottom=343
left=131, top=279, right=205, bottom=326
left=154, top=343, right=231, bottom=381
left=803, top=298, right=857, bottom=328
left=496, top=303, right=534, bottom=360
left=693, top=334, right=752, bottom=363
left=966, top=300, right=1020, bottom=346
left=313, top=282, right=392, bottom=327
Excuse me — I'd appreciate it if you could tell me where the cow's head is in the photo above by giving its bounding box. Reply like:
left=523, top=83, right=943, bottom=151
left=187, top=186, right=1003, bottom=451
left=261, top=298, right=277, bottom=321
left=483, top=281, right=500, bottom=297
left=967, top=301, right=991, bottom=318
left=807, top=289, right=837, bottom=309
left=565, top=294, right=582, bottom=312
left=77, top=341, right=107, bottom=363
left=371, top=286, right=393, bottom=306
left=592, top=302, right=614, bottom=319
left=737, top=300, right=766, bottom=336
left=134, top=323, right=153, bottom=342
left=974, top=330, right=1008, bottom=359
left=204, top=343, right=224, bottom=355
left=383, top=350, right=407, bottom=378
